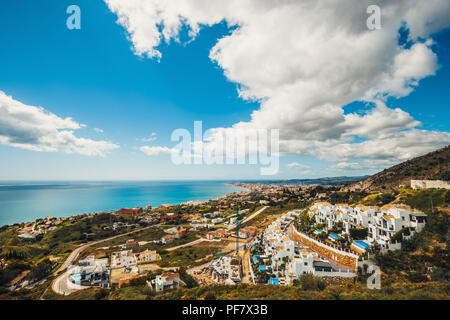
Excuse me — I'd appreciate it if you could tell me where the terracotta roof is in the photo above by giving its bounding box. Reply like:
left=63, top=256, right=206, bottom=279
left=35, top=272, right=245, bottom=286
left=314, top=201, right=331, bottom=206
left=161, top=272, right=180, bottom=281
left=383, top=215, right=395, bottom=220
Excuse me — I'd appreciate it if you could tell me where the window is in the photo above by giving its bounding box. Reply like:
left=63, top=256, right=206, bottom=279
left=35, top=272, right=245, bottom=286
left=304, top=262, right=308, bottom=266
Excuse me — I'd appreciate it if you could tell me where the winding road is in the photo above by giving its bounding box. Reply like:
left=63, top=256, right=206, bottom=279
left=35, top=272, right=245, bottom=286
left=50, top=224, right=159, bottom=295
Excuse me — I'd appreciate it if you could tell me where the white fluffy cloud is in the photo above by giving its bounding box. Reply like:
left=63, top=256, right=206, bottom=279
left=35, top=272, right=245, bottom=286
left=0, top=91, right=119, bottom=156
left=142, top=132, right=157, bottom=142
left=140, top=145, right=172, bottom=156
left=286, top=162, right=310, bottom=170
left=105, top=0, right=450, bottom=171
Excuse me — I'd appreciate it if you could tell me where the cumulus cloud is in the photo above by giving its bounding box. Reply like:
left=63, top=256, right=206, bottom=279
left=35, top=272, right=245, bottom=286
left=140, top=145, right=172, bottom=156
left=286, top=162, right=310, bottom=170
left=105, top=0, right=450, bottom=170
left=142, top=132, right=157, bottom=142
left=332, top=159, right=397, bottom=171
left=0, top=91, right=119, bottom=156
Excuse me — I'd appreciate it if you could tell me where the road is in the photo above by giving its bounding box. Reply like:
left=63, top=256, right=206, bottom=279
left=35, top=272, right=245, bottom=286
left=52, top=271, right=76, bottom=296
left=54, top=224, right=158, bottom=275
left=240, top=244, right=253, bottom=284
left=50, top=224, right=160, bottom=295
left=227, top=206, right=268, bottom=230
left=166, top=238, right=206, bottom=251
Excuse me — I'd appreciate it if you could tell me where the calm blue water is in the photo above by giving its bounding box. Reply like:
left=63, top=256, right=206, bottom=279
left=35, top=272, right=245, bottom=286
left=0, top=181, right=245, bottom=226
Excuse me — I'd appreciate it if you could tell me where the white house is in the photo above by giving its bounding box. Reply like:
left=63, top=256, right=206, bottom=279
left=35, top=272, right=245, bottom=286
left=67, top=256, right=109, bottom=289
left=111, top=250, right=138, bottom=270
left=152, top=272, right=181, bottom=292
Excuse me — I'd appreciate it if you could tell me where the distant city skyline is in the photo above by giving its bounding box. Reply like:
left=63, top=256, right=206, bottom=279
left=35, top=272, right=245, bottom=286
left=1, top=0, right=450, bottom=180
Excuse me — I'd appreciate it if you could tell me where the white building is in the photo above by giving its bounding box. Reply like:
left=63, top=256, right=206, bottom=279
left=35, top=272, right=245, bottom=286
left=152, top=272, right=181, bottom=292
left=211, top=218, right=224, bottom=224
left=411, top=180, right=450, bottom=190
left=208, top=256, right=242, bottom=284
left=135, top=249, right=160, bottom=264
left=111, top=250, right=138, bottom=271
left=310, top=202, right=427, bottom=251
left=67, top=256, right=109, bottom=289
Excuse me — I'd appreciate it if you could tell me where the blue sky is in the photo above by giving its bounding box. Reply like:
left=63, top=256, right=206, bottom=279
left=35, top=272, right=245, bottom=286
left=0, top=0, right=449, bottom=180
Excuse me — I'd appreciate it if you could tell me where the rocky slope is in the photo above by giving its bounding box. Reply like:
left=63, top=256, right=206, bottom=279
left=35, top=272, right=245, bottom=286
left=341, top=145, right=450, bottom=192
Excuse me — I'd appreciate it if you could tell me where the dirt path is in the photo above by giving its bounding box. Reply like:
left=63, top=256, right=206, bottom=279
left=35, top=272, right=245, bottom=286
left=241, top=245, right=253, bottom=284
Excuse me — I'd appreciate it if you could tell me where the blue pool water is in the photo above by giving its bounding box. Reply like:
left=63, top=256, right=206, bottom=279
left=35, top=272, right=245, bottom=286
left=72, top=274, right=81, bottom=281
left=0, top=181, right=245, bottom=226
left=353, top=240, right=371, bottom=249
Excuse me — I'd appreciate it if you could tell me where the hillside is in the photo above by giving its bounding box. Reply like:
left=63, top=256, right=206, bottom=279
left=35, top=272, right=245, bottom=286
left=240, top=176, right=369, bottom=186
left=341, top=145, right=450, bottom=192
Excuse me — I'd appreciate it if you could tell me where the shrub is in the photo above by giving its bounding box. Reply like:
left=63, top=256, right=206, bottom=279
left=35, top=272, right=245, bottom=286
left=298, top=274, right=326, bottom=291
left=204, top=292, right=216, bottom=300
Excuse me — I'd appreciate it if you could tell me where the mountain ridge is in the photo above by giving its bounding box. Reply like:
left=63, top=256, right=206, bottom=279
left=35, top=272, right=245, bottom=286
left=341, top=145, right=450, bottom=192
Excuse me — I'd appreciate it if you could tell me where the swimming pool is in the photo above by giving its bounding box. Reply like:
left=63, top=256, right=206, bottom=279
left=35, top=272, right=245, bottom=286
left=353, top=240, right=371, bottom=249
left=329, top=233, right=341, bottom=240
left=71, top=274, right=82, bottom=281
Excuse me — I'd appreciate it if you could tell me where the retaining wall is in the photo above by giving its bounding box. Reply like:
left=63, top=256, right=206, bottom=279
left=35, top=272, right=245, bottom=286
left=291, top=228, right=358, bottom=270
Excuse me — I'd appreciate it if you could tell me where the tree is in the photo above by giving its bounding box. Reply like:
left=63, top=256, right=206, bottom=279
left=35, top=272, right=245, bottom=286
left=179, top=266, right=197, bottom=289
left=349, top=228, right=368, bottom=240
left=380, top=193, right=395, bottom=205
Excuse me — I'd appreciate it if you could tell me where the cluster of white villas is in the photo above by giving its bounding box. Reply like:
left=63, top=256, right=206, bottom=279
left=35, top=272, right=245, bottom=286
left=256, top=210, right=354, bottom=285
left=311, top=202, right=427, bottom=251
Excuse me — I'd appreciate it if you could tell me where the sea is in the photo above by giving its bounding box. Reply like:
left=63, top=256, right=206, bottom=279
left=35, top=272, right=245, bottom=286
left=0, top=181, right=246, bottom=227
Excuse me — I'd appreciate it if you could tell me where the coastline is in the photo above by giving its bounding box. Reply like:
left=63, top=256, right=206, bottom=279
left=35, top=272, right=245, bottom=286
left=0, top=181, right=247, bottom=227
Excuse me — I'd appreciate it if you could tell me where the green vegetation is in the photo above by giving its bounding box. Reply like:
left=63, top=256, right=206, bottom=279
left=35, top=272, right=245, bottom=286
left=293, top=274, right=326, bottom=291
left=146, top=281, right=449, bottom=300
left=349, top=228, right=368, bottom=240
left=398, top=188, right=448, bottom=211
left=370, top=189, right=449, bottom=284
left=158, top=246, right=219, bottom=269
